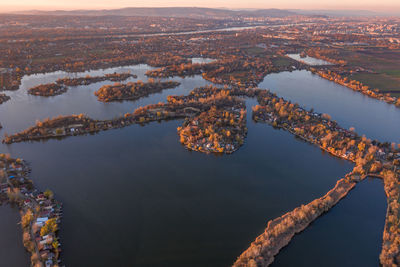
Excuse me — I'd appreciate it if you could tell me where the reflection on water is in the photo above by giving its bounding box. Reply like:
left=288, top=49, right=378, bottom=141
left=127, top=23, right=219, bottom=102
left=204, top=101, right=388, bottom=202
left=0, top=64, right=213, bottom=134
left=287, top=54, right=332, bottom=66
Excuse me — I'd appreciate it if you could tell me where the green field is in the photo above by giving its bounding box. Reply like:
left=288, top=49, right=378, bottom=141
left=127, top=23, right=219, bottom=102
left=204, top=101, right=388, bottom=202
left=339, top=48, right=400, bottom=96
left=271, top=56, right=294, bottom=68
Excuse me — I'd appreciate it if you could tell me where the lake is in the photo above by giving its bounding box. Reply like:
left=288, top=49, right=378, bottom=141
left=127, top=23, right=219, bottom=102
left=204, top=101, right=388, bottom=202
left=0, top=206, right=30, bottom=266
left=259, top=70, right=400, bottom=143
left=191, top=58, right=216, bottom=64
left=272, top=178, right=386, bottom=267
left=287, top=53, right=332, bottom=66
left=0, top=64, right=390, bottom=266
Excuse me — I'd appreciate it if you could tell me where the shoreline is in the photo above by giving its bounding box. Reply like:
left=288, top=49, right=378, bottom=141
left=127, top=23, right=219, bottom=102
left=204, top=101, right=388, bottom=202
left=0, top=154, right=62, bottom=267
left=233, top=88, right=400, bottom=266
left=234, top=178, right=356, bottom=266
left=309, top=68, right=400, bottom=108
left=3, top=86, right=400, bottom=266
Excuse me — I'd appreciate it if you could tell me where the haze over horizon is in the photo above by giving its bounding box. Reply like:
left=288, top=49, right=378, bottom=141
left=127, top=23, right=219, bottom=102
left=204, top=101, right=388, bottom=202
left=1, top=0, right=400, bottom=13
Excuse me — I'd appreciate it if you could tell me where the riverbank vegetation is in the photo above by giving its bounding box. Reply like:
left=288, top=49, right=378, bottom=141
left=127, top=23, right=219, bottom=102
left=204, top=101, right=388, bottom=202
left=310, top=68, right=400, bottom=107
left=28, top=83, right=67, bottom=96
left=234, top=178, right=356, bottom=266
left=5, top=84, right=400, bottom=266
left=235, top=89, right=400, bottom=266
left=3, top=86, right=251, bottom=154
left=94, top=79, right=180, bottom=102
left=56, top=72, right=137, bottom=86
left=1, top=14, right=400, bottom=266
left=28, top=72, right=138, bottom=97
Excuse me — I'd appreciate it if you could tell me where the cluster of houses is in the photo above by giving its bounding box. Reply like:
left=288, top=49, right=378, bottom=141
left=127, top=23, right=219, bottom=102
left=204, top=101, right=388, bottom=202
left=28, top=83, right=68, bottom=97
left=177, top=106, right=247, bottom=154
left=0, top=154, right=62, bottom=267
left=242, top=89, right=400, bottom=267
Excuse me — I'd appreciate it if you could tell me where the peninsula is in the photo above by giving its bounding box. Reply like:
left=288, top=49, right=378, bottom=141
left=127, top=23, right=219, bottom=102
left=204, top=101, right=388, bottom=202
left=0, top=154, right=62, bottom=267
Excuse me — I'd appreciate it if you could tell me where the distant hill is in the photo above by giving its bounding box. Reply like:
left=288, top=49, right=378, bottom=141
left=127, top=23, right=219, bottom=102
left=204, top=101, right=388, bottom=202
left=13, top=7, right=297, bottom=18
left=291, top=9, right=400, bottom=17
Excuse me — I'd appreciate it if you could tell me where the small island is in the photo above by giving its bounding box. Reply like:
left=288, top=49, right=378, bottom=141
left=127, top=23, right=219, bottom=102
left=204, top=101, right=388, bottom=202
left=28, top=83, right=68, bottom=97
left=56, top=72, right=137, bottom=86
left=27, top=72, right=137, bottom=97
left=94, top=79, right=180, bottom=102
left=310, top=68, right=400, bottom=107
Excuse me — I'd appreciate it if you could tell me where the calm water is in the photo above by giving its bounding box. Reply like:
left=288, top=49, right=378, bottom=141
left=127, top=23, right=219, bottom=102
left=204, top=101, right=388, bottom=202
left=287, top=54, right=332, bottom=66
left=0, top=207, right=30, bottom=266
left=0, top=65, right=392, bottom=266
left=0, top=64, right=214, bottom=134
left=259, top=70, right=400, bottom=143
left=191, top=58, right=216, bottom=64
left=272, top=178, right=386, bottom=267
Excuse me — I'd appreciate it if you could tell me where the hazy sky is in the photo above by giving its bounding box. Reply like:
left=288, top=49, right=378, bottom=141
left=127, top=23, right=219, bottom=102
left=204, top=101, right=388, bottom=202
left=1, top=0, right=399, bottom=12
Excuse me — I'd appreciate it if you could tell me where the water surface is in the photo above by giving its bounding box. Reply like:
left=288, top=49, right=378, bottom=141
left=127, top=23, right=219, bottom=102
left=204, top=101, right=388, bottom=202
left=287, top=53, right=332, bottom=66
left=191, top=58, right=216, bottom=64
left=272, top=178, right=386, bottom=267
left=259, top=70, right=400, bottom=143
left=0, top=65, right=393, bottom=266
left=0, top=64, right=213, bottom=134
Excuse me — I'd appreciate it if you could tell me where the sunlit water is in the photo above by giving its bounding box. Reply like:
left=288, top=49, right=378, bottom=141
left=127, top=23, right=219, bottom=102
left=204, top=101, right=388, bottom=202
left=287, top=53, right=332, bottom=66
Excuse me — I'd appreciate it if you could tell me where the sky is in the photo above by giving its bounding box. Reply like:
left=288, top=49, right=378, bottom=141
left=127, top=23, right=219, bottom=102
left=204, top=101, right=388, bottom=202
left=0, top=0, right=399, bottom=12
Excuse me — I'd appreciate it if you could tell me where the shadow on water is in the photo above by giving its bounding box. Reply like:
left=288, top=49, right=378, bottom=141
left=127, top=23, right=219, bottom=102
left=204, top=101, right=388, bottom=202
left=272, top=178, right=387, bottom=267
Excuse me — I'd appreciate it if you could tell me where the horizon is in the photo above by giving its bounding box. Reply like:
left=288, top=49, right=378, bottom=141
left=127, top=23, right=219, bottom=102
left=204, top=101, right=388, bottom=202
left=1, top=2, right=400, bottom=13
